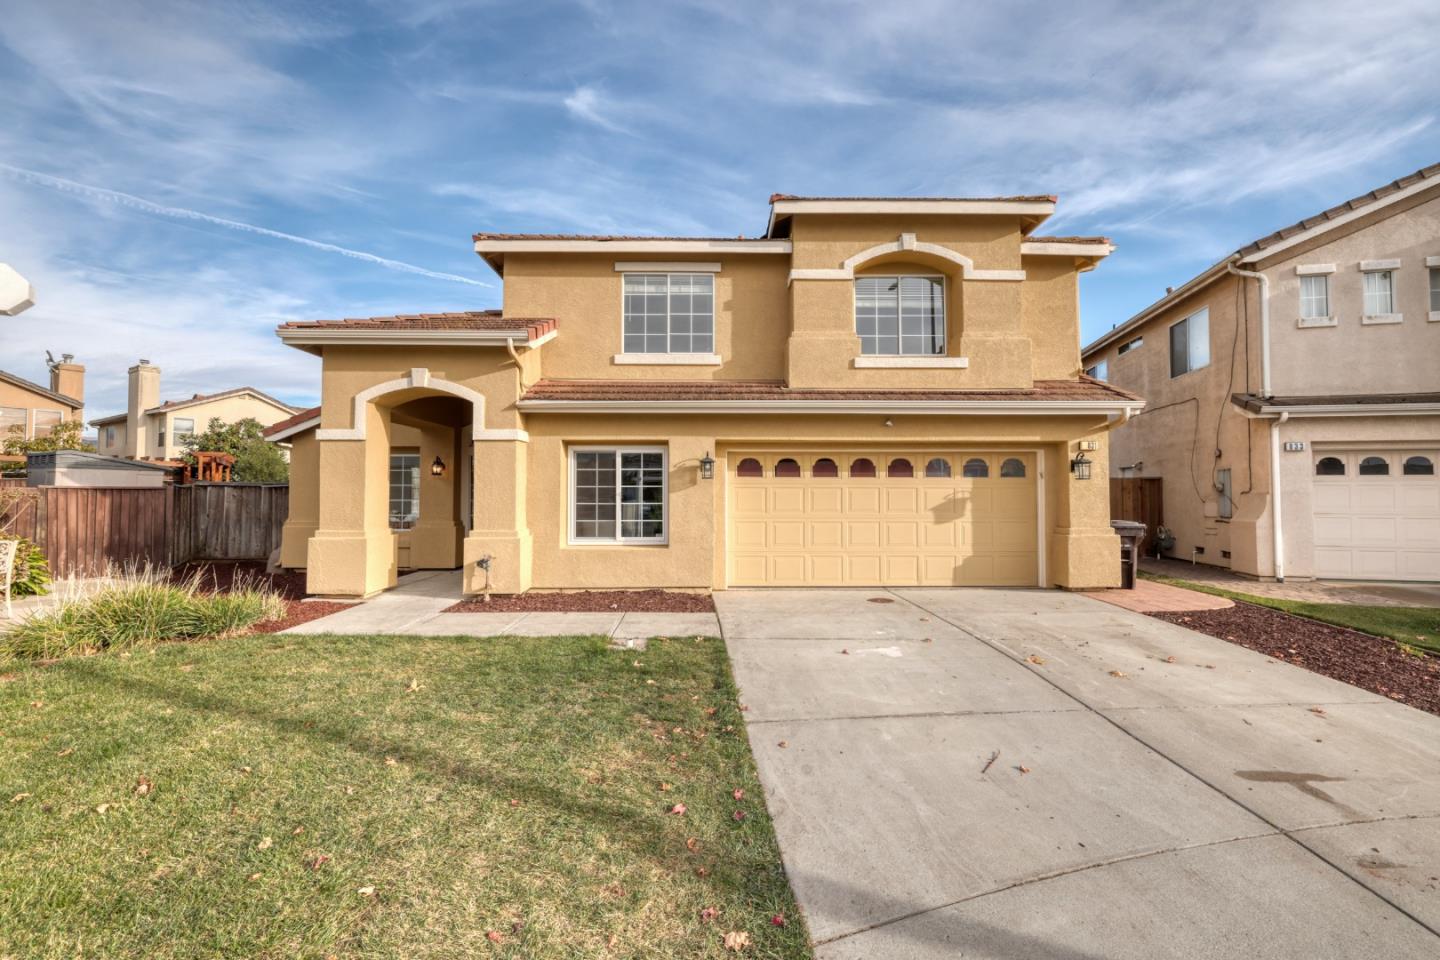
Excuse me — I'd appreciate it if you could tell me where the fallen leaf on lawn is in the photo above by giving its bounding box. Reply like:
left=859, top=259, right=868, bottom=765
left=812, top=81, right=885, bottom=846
left=10, top=793, right=30, bottom=804
left=723, top=930, right=751, bottom=951
left=247, top=872, right=262, bottom=882
left=1108, top=670, right=1129, bottom=678
left=695, top=866, right=710, bottom=877
left=485, top=930, right=503, bottom=943
left=699, top=906, right=720, bottom=922
left=686, top=837, right=700, bottom=852
left=777, top=740, right=788, bottom=748
left=669, top=803, right=687, bottom=815
left=384, top=757, right=398, bottom=766
left=732, top=810, right=746, bottom=821
left=291, top=826, right=304, bottom=836
left=134, top=777, right=153, bottom=797
left=238, top=766, right=252, bottom=774
left=56, top=747, right=74, bottom=758
left=344, top=785, right=355, bottom=795
left=659, top=782, right=672, bottom=792
left=511, top=920, right=525, bottom=934
left=308, top=855, right=331, bottom=871
left=704, top=706, right=717, bottom=716
left=509, top=798, right=521, bottom=808
left=1026, top=655, right=1046, bottom=665
left=178, top=664, right=194, bottom=672
left=95, top=803, right=111, bottom=814
left=257, top=836, right=273, bottom=850
left=771, top=914, right=787, bottom=927
left=405, top=678, right=422, bottom=693
left=30, top=701, right=43, bottom=709
left=357, top=886, right=375, bottom=897
left=645, top=680, right=656, bottom=686
left=732, top=788, right=744, bottom=801
left=739, top=704, right=750, bottom=712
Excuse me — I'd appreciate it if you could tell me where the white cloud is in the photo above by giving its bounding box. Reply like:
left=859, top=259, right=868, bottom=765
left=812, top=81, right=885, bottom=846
left=562, top=85, right=632, bottom=134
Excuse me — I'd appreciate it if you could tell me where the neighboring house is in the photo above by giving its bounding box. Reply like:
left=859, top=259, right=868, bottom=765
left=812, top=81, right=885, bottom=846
left=1082, top=162, right=1440, bottom=583
left=90, top=360, right=300, bottom=461
left=0, top=354, right=85, bottom=442
left=270, top=192, right=1143, bottom=599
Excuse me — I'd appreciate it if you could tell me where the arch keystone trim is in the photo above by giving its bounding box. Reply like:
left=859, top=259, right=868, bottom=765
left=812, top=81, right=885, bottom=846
left=316, top=367, right=528, bottom=442
left=788, top=234, right=1026, bottom=284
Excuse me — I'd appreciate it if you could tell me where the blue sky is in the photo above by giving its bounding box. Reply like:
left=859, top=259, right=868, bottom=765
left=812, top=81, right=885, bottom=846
left=3, top=0, right=1438, bottom=419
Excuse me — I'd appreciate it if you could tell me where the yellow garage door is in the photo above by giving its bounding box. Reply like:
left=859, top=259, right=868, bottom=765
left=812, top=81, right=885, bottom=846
left=729, top=451, right=1040, bottom=587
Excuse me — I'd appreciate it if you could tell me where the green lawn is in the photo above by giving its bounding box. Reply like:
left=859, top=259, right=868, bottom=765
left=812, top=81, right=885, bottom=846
left=1140, top=572, right=1440, bottom=655
left=0, top=632, right=809, bottom=959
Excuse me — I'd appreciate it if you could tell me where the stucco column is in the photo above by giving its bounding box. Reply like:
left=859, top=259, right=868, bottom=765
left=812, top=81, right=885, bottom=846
left=463, top=436, right=532, bottom=594
left=306, top=404, right=397, bottom=597
left=1049, top=430, right=1122, bottom=589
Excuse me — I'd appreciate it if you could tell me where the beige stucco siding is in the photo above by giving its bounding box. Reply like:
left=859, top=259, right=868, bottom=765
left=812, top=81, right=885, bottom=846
left=0, top=379, right=83, bottom=440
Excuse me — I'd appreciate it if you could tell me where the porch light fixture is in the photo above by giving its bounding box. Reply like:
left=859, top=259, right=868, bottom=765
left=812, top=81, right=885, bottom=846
left=699, top=451, right=715, bottom=480
left=1070, top=451, right=1092, bottom=480
left=430, top=456, right=447, bottom=477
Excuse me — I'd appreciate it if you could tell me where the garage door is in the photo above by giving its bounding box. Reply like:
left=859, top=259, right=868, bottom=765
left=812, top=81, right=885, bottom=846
left=728, top=451, right=1040, bottom=587
left=1312, top=450, right=1440, bottom=581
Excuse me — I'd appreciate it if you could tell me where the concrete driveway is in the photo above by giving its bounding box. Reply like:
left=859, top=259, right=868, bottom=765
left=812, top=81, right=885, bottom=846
left=717, top=588, right=1440, bottom=959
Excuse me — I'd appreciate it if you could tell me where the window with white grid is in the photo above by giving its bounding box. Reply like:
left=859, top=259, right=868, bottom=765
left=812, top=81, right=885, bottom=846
left=1363, top=269, right=1394, bottom=316
left=571, top=447, right=666, bottom=543
left=389, top=451, right=420, bottom=531
left=1299, top=274, right=1329, bottom=319
left=855, top=276, right=945, bottom=355
left=622, top=274, right=714, bottom=354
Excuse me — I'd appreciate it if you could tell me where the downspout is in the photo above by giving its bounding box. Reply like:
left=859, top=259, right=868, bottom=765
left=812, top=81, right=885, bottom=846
left=1226, top=262, right=1271, bottom=398
left=1269, top=411, right=1288, bottom=581
left=504, top=338, right=530, bottom=391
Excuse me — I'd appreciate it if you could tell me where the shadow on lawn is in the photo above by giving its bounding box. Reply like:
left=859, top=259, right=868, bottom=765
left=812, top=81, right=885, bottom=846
left=61, top=653, right=776, bottom=897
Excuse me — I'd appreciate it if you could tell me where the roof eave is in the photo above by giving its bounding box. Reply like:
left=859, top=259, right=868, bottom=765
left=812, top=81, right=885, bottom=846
left=275, top=328, right=555, bottom=353
left=516, top=398, right=1144, bottom=415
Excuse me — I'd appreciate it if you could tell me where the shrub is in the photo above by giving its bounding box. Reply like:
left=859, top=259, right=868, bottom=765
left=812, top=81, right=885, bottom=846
left=2, top=536, right=50, bottom=597
left=1, top=566, right=286, bottom=663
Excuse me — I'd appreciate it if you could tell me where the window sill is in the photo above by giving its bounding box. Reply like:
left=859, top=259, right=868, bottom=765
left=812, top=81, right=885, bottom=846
left=612, top=353, right=721, bottom=366
left=1429, top=311, right=1440, bottom=323
left=1296, top=315, right=1336, bottom=328
left=852, top=356, right=970, bottom=369
left=566, top=540, right=669, bottom=548
left=1361, top=313, right=1403, bottom=325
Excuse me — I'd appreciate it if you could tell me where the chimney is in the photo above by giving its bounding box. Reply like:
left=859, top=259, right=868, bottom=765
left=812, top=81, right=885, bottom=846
left=49, top=353, right=85, bottom=404
left=126, top=360, right=161, bottom=458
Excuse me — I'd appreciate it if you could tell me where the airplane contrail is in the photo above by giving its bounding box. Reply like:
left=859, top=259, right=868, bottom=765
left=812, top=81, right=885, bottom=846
left=0, top=162, right=490, bottom=287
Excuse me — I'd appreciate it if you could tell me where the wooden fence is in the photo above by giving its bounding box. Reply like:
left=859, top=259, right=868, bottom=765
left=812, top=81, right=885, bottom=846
left=0, top=483, right=289, bottom=578
left=1110, top=477, right=1163, bottom=557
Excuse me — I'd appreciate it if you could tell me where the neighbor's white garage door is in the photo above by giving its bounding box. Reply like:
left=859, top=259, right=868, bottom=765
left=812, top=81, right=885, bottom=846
left=1312, top=449, right=1440, bottom=581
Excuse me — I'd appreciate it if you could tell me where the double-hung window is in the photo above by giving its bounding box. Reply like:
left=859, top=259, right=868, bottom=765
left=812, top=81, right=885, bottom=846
left=623, top=274, right=713, bottom=354
left=1299, top=274, right=1330, bottom=319
left=1363, top=269, right=1395, bottom=317
left=1429, top=265, right=1440, bottom=314
left=855, top=276, right=945, bottom=355
left=389, top=451, right=420, bottom=530
left=1169, top=307, right=1210, bottom=377
left=174, top=417, right=195, bottom=439
left=571, top=447, right=666, bottom=543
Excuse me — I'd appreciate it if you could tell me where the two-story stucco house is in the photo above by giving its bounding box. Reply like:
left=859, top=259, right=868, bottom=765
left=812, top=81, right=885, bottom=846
left=90, top=360, right=300, bottom=462
left=0, top=354, right=85, bottom=444
left=1083, top=162, right=1440, bottom=583
left=270, top=193, right=1143, bottom=598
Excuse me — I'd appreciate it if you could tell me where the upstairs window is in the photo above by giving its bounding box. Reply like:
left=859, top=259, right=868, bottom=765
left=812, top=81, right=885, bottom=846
left=1300, top=275, right=1330, bottom=319
left=623, top=273, right=714, bottom=354
left=174, top=417, right=196, bottom=439
left=1429, top=266, right=1440, bottom=313
left=1363, top=269, right=1395, bottom=317
left=1169, top=307, right=1210, bottom=377
left=389, top=451, right=420, bottom=530
left=855, top=276, right=945, bottom=356
left=1084, top=360, right=1108, bottom=381
left=1117, top=336, right=1143, bottom=355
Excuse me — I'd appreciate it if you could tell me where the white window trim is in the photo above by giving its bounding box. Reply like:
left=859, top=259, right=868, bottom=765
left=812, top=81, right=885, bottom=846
left=621, top=272, right=716, bottom=357
left=1295, top=263, right=1335, bottom=276
left=1297, top=315, right=1337, bottom=328
left=1360, top=264, right=1398, bottom=322
left=612, top=353, right=722, bottom=366
left=1297, top=272, right=1332, bottom=327
left=568, top=445, right=669, bottom=546
left=853, top=273, right=949, bottom=358
left=1361, top=313, right=1404, bottom=325
left=1168, top=307, right=1210, bottom=378
left=1359, top=259, right=1401, bottom=272
left=614, top=261, right=721, bottom=273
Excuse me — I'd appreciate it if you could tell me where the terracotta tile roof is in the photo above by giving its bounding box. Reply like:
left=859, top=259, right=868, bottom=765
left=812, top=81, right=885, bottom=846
left=1235, top=161, right=1440, bottom=258
left=146, top=386, right=299, bottom=415
left=263, top=405, right=320, bottom=439
left=473, top=233, right=763, bottom=243
left=1026, top=235, right=1112, bottom=245
left=769, top=193, right=1057, bottom=203
left=277, top=311, right=556, bottom=341
left=522, top=377, right=1140, bottom=404
left=1232, top=391, right=1440, bottom=412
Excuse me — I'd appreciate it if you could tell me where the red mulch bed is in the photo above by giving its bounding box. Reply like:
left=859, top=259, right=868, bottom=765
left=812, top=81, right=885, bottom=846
left=171, top=561, right=350, bottom=633
left=1153, top=601, right=1440, bottom=716
left=445, top=589, right=714, bottom=613
left=251, top=599, right=353, bottom=633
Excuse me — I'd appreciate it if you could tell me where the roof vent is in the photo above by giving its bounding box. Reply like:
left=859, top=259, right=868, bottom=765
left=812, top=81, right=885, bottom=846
left=1165, top=286, right=1174, bottom=295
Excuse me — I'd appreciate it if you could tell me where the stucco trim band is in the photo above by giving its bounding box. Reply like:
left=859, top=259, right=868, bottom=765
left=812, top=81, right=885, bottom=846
left=474, top=239, right=791, bottom=255
left=788, top=234, right=1027, bottom=285
left=516, top=398, right=1141, bottom=416
left=316, top=368, right=529, bottom=442
left=852, top=356, right=970, bottom=368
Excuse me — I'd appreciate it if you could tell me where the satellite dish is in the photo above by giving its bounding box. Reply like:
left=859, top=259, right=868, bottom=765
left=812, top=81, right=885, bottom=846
left=0, top=263, right=35, bottom=316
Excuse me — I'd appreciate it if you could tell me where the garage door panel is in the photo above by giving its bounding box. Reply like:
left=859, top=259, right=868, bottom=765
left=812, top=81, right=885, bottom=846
left=1403, top=518, right=1440, bottom=546
left=1313, top=486, right=1352, bottom=511
left=1312, top=449, right=1440, bottom=582
left=1399, top=487, right=1440, bottom=512
left=730, top=450, right=1040, bottom=587
left=1314, top=516, right=1351, bottom=545
left=1354, top=487, right=1397, bottom=512
left=1400, top=552, right=1440, bottom=578
left=1353, top=551, right=1399, bottom=577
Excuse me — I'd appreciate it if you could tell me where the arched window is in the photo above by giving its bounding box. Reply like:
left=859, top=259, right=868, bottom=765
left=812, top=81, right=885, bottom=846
left=775, top=457, right=801, bottom=478
left=813, top=457, right=839, bottom=477
left=850, top=458, right=876, bottom=478
left=1315, top=457, right=1345, bottom=476
left=888, top=458, right=914, bottom=478
left=1403, top=456, right=1435, bottom=476
left=925, top=457, right=951, bottom=478
left=1359, top=456, right=1389, bottom=476
left=963, top=458, right=989, bottom=478
left=1000, top=458, right=1026, bottom=478
left=737, top=457, right=763, bottom=478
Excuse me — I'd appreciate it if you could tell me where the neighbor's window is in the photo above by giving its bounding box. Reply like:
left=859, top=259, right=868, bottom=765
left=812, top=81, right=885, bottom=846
left=623, top=273, right=714, bottom=354
left=174, top=417, right=195, bottom=438
left=0, top=406, right=25, bottom=439
left=1084, top=360, right=1108, bottom=381
left=32, top=409, right=62, bottom=438
left=1299, top=274, right=1330, bottom=319
left=1169, top=307, right=1211, bottom=377
left=1363, top=269, right=1395, bottom=316
left=855, top=276, right=945, bottom=356
left=1118, top=336, right=1143, bottom=355
left=104, top=425, right=117, bottom=447
left=571, top=447, right=666, bottom=543
left=1430, top=267, right=1440, bottom=312
left=389, top=451, right=420, bottom=530
left=1217, top=468, right=1233, bottom=520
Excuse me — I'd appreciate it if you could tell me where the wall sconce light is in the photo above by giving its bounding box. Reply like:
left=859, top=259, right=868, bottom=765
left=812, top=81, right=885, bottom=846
left=431, top=456, right=447, bottom=477
left=883, top=418, right=894, bottom=428
left=699, top=451, right=715, bottom=480
left=1070, top=451, right=1092, bottom=480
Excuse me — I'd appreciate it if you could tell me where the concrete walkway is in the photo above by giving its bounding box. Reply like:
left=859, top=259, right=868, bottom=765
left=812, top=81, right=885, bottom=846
left=717, top=588, right=1440, bottom=958
left=283, top=570, right=720, bottom=641
left=1084, top=578, right=1234, bottom=613
left=1144, top=556, right=1440, bottom=607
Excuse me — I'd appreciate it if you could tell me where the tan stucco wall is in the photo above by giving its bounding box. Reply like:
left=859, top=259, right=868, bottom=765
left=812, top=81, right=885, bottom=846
left=279, top=431, right=318, bottom=568
left=0, top=379, right=83, bottom=440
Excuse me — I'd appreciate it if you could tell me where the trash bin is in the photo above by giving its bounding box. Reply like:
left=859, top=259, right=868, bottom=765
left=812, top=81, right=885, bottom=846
left=1110, top=520, right=1146, bottom=589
